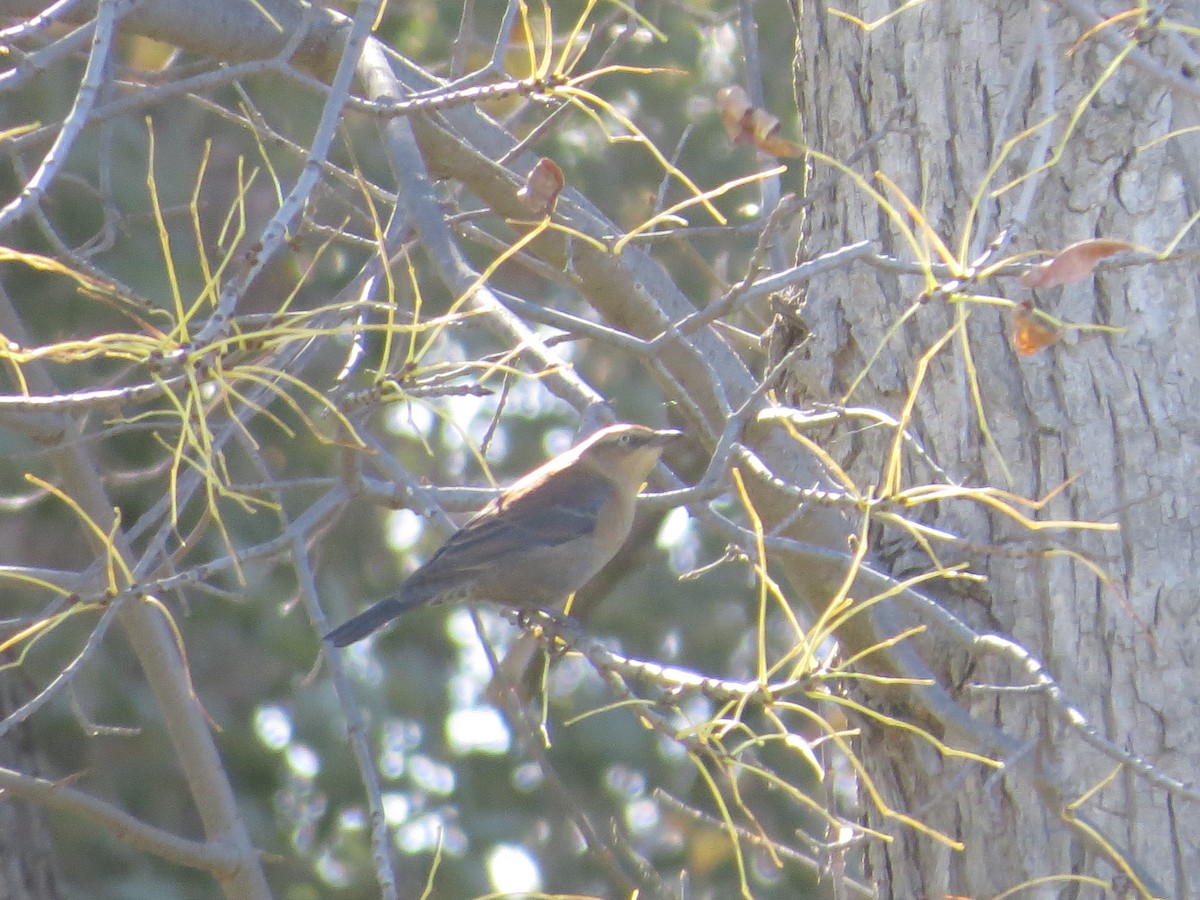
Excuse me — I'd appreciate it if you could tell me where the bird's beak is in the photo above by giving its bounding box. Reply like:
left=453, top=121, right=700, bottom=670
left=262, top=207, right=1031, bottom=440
left=648, top=428, right=684, bottom=447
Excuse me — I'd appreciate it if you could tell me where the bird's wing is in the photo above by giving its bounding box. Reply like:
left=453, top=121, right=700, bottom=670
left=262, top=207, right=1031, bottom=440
left=420, top=468, right=612, bottom=575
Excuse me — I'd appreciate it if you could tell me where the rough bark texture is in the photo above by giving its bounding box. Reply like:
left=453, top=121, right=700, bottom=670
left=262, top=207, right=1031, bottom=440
left=795, top=1, right=1200, bottom=895
left=0, top=660, right=64, bottom=900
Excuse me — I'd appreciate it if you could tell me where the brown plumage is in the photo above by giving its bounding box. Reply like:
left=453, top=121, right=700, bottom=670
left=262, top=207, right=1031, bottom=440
left=326, top=424, right=680, bottom=647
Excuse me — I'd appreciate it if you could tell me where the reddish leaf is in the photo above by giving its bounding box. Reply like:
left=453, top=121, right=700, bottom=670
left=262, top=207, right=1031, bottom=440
left=516, top=157, right=564, bottom=215
left=716, top=85, right=755, bottom=143
left=1020, top=238, right=1135, bottom=289
left=1010, top=299, right=1062, bottom=355
left=716, top=86, right=803, bottom=158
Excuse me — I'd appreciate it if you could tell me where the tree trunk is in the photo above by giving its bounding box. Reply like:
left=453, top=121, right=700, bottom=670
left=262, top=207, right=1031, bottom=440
left=795, top=1, right=1200, bottom=895
left=0, top=658, right=64, bottom=900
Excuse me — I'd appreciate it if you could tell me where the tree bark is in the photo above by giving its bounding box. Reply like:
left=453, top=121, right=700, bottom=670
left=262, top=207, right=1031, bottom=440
left=795, top=1, right=1200, bottom=895
left=0, top=658, right=64, bottom=900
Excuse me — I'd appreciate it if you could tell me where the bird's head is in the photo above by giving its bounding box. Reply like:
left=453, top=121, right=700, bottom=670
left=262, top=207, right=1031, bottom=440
left=576, top=423, right=681, bottom=488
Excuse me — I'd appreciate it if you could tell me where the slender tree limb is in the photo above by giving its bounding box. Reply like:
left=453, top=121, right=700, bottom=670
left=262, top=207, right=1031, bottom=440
left=0, top=767, right=242, bottom=875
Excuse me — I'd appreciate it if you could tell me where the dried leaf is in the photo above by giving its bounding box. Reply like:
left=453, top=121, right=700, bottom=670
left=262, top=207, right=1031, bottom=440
left=1019, top=238, right=1135, bottom=289
left=716, top=86, right=803, bottom=158
left=1011, top=300, right=1062, bottom=355
left=716, top=85, right=756, bottom=142
left=516, top=157, right=564, bottom=215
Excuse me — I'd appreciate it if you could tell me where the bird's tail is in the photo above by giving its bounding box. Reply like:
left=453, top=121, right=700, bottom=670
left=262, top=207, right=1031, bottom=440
left=325, top=597, right=412, bottom=647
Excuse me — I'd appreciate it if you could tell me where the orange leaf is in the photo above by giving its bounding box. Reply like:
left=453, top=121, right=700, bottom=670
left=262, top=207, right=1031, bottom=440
left=1011, top=300, right=1062, bottom=355
left=516, top=157, right=564, bottom=216
left=1019, top=238, right=1135, bottom=289
left=716, top=86, right=803, bottom=158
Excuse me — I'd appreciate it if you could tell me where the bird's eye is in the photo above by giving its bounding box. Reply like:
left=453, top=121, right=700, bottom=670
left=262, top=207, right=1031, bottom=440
left=618, top=433, right=632, bottom=445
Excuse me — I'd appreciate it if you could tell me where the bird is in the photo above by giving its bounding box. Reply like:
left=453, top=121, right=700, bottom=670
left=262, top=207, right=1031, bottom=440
left=326, top=423, right=681, bottom=647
